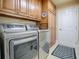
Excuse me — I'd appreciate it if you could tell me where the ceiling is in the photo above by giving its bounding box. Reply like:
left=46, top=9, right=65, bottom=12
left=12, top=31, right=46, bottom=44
left=52, top=0, right=79, bottom=6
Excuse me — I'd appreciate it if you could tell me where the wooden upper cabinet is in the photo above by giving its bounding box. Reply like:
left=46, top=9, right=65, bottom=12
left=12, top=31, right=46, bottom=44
left=36, top=0, right=41, bottom=19
left=0, top=0, right=17, bottom=14
left=29, top=0, right=41, bottom=19
left=0, top=0, right=42, bottom=21
left=0, top=0, right=1, bottom=9
left=18, top=0, right=29, bottom=16
left=33, top=0, right=38, bottom=19
left=34, top=0, right=41, bottom=19
left=29, top=0, right=36, bottom=18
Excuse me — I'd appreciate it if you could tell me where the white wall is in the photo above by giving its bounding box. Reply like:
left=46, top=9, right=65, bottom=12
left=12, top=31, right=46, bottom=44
left=56, top=4, right=79, bottom=47
left=0, top=16, right=36, bottom=24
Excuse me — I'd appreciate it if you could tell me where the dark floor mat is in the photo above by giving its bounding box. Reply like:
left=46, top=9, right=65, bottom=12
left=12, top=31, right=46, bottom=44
left=51, top=45, right=76, bottom=59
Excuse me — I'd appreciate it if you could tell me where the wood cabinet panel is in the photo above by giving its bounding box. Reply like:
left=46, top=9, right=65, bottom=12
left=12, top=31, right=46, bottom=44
left=34, top=0, right=38, bottom=18
left=29, top=0, right=41, bottom=19
left=29, top=0, right=35, bottom=18
left=18, top=0, right=29, bottom=16
left=0, top=0, right=1, bottom=8
left=40, top=23, right=48, bottom=29
left=48, top=0, right=56, bottom=14
left=1, top=0, right=16, bottom=14
left=31, top=0, right=37, bottom=18
left=42, top=0, right=48, bottom=11
left=48, top=11, right=56, bottom=47
left=37, top=0, right=42, bottom=19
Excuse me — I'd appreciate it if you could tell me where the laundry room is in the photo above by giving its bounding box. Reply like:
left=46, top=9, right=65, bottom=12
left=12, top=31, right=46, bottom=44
left=0, top=0, right=79, bottom=59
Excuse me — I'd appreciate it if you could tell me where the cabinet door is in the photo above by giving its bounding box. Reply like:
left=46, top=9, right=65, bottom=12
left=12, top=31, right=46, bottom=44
left=18, top=0, right=29, bottom=16
left=33, top=0, right=38, bottom=19
left=48, top=11, right=56, bottom=47
left=32, top=0, right=40, bottom=19
left=1, top=0, right=16, bottom=14
left=36, top=0, right=41, bottom=19
left=29, top=0, right=36, bottom=18
left=29, top=0, right=41, bottom=19
left=0, top=0, right=2, bottom=9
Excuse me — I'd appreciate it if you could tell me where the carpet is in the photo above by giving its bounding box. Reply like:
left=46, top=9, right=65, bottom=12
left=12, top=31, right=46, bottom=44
left=51, top=45, right=76, bottom=59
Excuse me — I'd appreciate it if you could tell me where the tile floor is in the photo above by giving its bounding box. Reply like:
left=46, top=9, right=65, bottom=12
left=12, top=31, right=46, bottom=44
left=47, top=43, right=79, bottom=59
left=39, top=47, right=48, bottom=59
